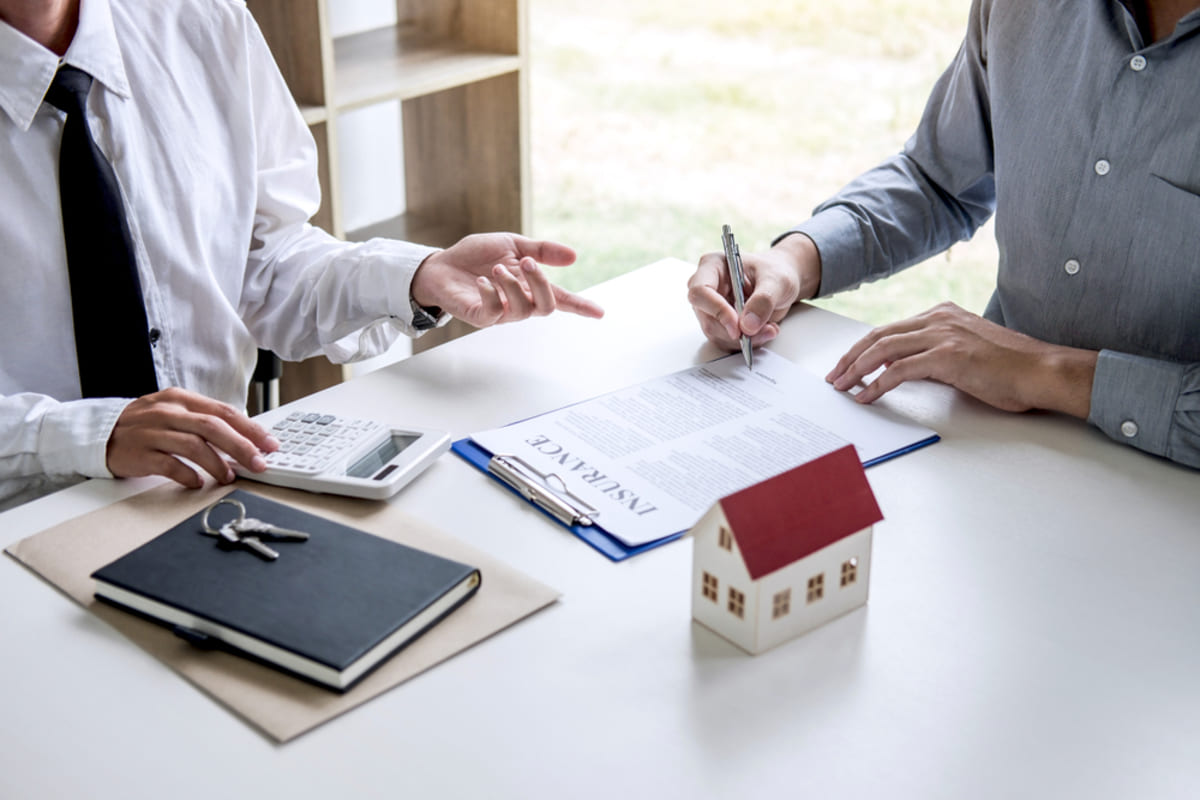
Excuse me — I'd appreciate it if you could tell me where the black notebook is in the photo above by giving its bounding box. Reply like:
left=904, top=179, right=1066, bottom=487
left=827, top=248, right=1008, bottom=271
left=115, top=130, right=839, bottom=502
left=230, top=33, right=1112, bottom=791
left=91, top=490, right=481, bottom=692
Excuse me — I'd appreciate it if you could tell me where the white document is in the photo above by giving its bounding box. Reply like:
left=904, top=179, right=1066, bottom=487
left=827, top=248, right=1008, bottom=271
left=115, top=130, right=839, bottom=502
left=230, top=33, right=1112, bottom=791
left=470, top=350, right=936, bottom=546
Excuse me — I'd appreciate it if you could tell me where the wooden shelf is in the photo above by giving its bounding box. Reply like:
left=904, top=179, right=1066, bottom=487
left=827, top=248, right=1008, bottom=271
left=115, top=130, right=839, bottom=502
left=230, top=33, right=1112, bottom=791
left=346, top=211, right=472, bottom=249
left=298, top=104, right=327, bottom=125
left=250, top=0, right=528, bottom=401
left=333, top=29, right=520, bottom=111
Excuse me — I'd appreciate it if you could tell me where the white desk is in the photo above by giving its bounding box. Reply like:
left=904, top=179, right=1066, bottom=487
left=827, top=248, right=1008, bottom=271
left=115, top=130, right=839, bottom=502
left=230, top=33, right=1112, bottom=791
left=2, top=259, right=1197, bottom=799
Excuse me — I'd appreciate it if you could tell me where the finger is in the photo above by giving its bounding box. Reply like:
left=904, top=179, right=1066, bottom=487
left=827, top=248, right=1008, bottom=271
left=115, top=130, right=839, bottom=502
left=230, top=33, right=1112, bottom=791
left=511, top=236, right=577, bottom=267
left=159, top=408, right=267, bottom=474
left=832, top=330, right=937, bottom=392
left=154, top=429, right=239, bottom=483
left=157, top=389, right=279, bottom=454
left=749, top=323, right=779, bottom=348
left=491, top=263, right=534, bottom=320
left=825, top=316, right=932, bottom=384
left=687, top=252, right=729, bottom=295
left=855, top=353, right=937, bottom=404
left=741, top=267, right=796, bottom=335
left=688, top=285, right=740, bottom=341
left=194, top=395, right=279, bottom=453
left=550, top=285, right=605, bottom=319
left=520, top=258, right=558, bottom=316
left=474, top=275, right=506, bottom=325
left=691, top=306, right=742, bottom=352
left=112, top=444, right=206, bottom=488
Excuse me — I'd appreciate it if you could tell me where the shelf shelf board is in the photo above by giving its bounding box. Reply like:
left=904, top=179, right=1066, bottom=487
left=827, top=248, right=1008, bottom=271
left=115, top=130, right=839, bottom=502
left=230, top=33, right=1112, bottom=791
left=298, top=104, right=327, bottom=125
left=346, top=212, right=468, bottom=250
left=333, top=28, right=520, bottom=111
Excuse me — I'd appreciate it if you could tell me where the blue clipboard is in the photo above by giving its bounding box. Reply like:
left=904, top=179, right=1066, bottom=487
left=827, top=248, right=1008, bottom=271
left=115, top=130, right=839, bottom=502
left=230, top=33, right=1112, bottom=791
left=451, top=430, right=939, bottom=562
left=452, top=437, right=682, bottom=562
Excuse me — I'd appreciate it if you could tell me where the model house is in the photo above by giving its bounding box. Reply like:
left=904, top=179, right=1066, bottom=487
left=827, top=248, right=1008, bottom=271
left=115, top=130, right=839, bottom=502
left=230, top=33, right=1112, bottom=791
left=690, top=445, right=883, bottom=655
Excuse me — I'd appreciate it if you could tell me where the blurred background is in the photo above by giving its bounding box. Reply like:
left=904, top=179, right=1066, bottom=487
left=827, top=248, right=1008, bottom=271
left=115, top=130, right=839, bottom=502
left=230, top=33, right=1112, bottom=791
left=528, top=0, right=997, bottom=324
left=332, top=0, right=998, bottom=372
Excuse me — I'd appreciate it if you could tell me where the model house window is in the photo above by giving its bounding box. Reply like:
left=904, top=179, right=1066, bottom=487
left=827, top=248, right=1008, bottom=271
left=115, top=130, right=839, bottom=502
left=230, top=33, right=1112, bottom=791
left=806, top=573, right=824, bottom=604
left=702, top=572, right=719, bottom=602
left=772, top=589, right=791, bottom=619
left=728, top=587, right=745, bottom=619
left=840, top=558, right=858, bottom=587
left=718, top=526, right=732, bottom=551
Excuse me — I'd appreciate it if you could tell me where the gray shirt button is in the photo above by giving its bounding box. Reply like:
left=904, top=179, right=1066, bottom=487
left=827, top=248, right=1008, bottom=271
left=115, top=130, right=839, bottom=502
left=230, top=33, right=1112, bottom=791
left=1130, top=55, right=1147, bottom=71
left=1094, top=159, right=1111, bottom=176
left=1120, top=420, right=1139, bottom=438
left=1064, top=259, right=1081, bottom=275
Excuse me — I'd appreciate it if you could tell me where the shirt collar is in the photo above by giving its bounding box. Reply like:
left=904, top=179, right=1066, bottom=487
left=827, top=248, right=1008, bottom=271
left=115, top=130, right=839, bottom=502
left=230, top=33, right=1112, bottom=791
left=0, top=0, right=130, bottom=132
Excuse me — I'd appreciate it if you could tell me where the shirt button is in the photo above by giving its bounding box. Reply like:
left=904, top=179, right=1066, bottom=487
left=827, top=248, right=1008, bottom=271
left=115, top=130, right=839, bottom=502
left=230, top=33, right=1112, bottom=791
left=1094, top=159, right=1111, bottom=176
left=1120, top=420, right=1139, bottom=438
left=1130, top=55, right=1147, bottom=71
left=1064, top=259, right=1081, bottom=275
left=148, top=328, right=162, bottom=345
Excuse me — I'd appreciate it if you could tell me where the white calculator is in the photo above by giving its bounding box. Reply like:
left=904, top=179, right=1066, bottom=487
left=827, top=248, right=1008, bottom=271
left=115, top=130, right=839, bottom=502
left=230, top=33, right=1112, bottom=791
left=237, top=410, right=452, bottom=500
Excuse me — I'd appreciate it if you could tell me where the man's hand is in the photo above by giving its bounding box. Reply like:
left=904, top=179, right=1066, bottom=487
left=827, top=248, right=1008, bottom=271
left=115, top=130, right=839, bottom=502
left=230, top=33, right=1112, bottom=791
left=410, top=233, right=604, bottom=327
left=687, top=232, right=821, bottom=351
left=827, top=302, right=1098, bottom=417
left=107, top=388, right=279, bottom=488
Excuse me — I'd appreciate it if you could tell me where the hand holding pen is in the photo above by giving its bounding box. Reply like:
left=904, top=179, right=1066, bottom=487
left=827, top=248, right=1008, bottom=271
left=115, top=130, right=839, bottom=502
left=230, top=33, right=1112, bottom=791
left=686, top=229, right=823, bottom=357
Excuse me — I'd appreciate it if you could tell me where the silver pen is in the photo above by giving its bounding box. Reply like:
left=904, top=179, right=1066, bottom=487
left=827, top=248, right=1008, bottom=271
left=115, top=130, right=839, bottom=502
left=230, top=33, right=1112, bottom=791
left=721, top=224, right=753, bottom=370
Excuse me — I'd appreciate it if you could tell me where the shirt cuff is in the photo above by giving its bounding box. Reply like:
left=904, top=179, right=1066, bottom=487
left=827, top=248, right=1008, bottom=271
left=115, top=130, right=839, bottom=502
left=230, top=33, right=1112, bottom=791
left=38, top=398, right=131, bottom=478
left=1087, top=350, right=1181, bottom=457
left=774, top=208, right=868, bottom=297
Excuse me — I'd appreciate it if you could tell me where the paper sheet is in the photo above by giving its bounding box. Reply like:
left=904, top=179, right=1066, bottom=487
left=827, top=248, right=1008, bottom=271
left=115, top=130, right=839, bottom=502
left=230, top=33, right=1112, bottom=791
left=471, top=351, right=936, bottom=545
left=5, top=482, right=559, bottom=743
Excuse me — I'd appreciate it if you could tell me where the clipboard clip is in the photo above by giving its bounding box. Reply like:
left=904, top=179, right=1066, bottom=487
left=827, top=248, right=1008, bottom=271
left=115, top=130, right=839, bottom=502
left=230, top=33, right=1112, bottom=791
left=488, top=454, right=598, bottom=528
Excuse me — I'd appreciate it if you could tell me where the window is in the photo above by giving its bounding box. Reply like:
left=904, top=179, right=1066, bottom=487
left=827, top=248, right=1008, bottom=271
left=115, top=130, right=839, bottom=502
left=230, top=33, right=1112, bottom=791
left=806, top=573, right=825, bottom=604
left=841, top=558, right=859, bottom=587
left=727, top=587, right=745, bottom=619
left=718, top=526, right=732, bottom=551
left=702, top=571, right=719, bottom=602
left=772, top=589, right=791, bottom=619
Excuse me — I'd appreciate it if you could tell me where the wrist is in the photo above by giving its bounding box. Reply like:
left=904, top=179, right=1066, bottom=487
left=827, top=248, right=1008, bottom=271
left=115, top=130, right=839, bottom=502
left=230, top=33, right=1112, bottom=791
left=410, top=249, right=445, bottom=309
left=1032, top=345, right=1098, bottom=418
left=772, top=232, right=822, bottom=300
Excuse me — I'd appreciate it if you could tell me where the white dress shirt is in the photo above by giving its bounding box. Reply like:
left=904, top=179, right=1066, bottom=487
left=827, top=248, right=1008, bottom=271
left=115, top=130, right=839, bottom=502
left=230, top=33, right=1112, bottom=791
left=0, top=0, right=438, bottom=510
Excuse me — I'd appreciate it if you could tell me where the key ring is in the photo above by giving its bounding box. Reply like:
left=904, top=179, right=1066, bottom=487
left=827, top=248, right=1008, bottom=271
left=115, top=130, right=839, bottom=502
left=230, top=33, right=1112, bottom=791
left=201, top=497, right=247, bottom=536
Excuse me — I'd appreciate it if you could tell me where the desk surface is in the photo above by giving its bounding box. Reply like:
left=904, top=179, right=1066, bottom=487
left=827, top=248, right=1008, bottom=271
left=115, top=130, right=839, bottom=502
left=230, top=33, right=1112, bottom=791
left=2, top=259, right=1197, bottom=800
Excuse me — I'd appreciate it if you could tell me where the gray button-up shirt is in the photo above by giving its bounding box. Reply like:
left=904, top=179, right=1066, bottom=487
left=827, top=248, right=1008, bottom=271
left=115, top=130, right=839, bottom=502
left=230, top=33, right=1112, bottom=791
left=786, top=0, right=1199, bottom=468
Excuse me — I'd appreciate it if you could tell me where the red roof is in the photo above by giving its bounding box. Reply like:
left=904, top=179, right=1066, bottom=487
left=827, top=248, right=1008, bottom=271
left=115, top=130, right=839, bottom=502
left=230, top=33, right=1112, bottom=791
left=718, top=445, right=882, bottom=580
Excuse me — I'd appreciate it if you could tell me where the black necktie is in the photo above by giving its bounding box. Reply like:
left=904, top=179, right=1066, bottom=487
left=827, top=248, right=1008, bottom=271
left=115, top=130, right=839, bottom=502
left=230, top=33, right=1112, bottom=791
left=45, top=65, right=158, bottom=399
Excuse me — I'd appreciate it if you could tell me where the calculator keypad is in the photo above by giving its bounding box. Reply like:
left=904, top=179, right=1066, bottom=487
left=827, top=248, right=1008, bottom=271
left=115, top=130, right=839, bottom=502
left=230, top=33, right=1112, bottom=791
left=263, top=412, right=384, bottom=475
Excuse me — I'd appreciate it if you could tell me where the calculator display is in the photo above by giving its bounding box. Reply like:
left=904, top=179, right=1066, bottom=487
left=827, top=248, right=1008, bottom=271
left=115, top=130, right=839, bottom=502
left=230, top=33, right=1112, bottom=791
left=346, top=434, right=421, bottom=480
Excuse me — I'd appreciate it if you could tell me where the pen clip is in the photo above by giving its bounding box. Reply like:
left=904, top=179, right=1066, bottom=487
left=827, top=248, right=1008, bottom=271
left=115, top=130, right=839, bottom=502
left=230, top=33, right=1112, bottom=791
left=488, top=455, right=598, bottom=528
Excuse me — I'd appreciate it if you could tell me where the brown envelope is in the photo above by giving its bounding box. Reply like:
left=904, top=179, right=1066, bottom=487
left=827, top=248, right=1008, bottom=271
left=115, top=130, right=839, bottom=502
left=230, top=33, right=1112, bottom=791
left=5, top=481, right=559, bottom=743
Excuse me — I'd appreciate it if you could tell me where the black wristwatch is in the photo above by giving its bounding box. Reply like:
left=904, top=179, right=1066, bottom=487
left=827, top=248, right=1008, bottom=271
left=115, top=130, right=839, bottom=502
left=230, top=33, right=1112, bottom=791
left=409, top=296, right=445, bottom=331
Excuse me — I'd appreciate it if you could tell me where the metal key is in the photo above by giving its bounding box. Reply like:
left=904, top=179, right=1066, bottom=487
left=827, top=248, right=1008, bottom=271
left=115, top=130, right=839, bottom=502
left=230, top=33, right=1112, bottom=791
left=229, top=517, right=310, bottom=542
left=218, top=523, right=280, bottom=561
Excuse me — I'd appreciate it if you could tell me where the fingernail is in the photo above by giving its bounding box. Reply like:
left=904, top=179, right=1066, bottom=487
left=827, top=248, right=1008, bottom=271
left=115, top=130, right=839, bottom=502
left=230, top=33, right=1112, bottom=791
left=744, top=312, right=763, bottom=331
left=251, top=455, right=267, bottom=472
left=521, top=259, right=537, bottom=272
left=264, top=435, right=280, bottom=451
left=223, top=469, right=236, bottom=484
